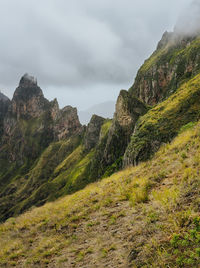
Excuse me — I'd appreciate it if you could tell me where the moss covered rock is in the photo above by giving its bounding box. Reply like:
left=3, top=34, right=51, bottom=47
left=124, top=73, right=200, bottom=166
left=129, top=32, right=200, bottom=105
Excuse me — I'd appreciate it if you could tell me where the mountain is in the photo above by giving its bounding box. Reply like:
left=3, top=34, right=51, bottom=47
left=1, top=31, right=200, bottom=222
left=0, top=74, right=83, bottom=221
left=1, top=27, right=200, bottom=267
left=78, top=101, right=115, bottom=125
left=0, top=92, right=10, bottom=138
left=1, top=107, right=200, bottom=267
left=129, top=31, right=200, bottom=105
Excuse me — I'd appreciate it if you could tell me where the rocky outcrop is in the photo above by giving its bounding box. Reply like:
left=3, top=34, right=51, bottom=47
left=49, top=98, right=82, bottom=140
left=89, top=90, right=147, bottom=178
left=0, top=74, right=84, bottom=222
left=54, top=105, right=82, bottom=140
left=129, top=32, right=200, bottom=105
left=0, top=92, right=10, bottom=138
left=121, top=32, right=200, bottom=168
left=83, top=114, right=105, bottom=151
left=156, top=31, right=174, bottom=50
left=124, top=73, right=200, bottom=167
left=102, top=90, right=147, bottom=165
left=0, top=74, right=82, bottom=167
left=12, top=74, right=49, bottom=119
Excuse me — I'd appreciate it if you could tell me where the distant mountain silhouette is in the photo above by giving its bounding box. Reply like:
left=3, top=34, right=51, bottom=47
left=78, top=101, right=115, bottom=125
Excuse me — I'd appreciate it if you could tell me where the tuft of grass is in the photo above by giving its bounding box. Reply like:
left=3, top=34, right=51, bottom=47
left=125, top=73, right=200, bottom=165
left=1, top=120, right=200, bottom=266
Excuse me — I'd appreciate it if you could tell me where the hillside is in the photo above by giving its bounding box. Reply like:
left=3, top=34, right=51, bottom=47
left=1, top=26, right=200, bottom=267
left=2, top=0, right=200, bottom=266
left=0, top=74, right=83, bottom=221
left=1, top=31, right=200, bottom=223
left=0, top=117, right=200, bottom=267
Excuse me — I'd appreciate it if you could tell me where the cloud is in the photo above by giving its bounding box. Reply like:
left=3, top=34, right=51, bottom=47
left=175, top=0, right=200, bottom=36
left=0, top=0, right=192, bottom=109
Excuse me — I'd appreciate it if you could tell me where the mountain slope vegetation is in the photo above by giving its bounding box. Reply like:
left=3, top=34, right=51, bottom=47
left=1, top=32, right=200, bottom=223
left=124, top=73, right=200, bottom=165
left=129, top=33, right=200, bottom=105
left=0, top=119, right=200, bottom=267
left=1, top=28, right=200, bottom=268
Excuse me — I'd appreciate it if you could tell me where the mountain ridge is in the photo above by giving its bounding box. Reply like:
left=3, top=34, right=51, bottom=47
left=1, top=30, right=200, bottom=221
left=1, top=110, right=200, bottom=267
left=1, top=27, right=200, bottom=267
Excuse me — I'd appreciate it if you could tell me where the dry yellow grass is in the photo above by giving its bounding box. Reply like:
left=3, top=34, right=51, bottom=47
left=0, top=122, right=200, bottom=267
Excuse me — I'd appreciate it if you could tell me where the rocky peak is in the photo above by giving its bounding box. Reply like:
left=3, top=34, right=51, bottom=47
left=0, top=74, right=83, bottom=169
left=156, top=30, right=197, bottom=52
left=98, top=90, right=147, bottom=169
left=84, top=114, right=105, bottom=151
left=129, top=28, right=200, bottom=106
left=115, top=90, right=147, bottom=131
left=50, top=98, right=60, bottom=121
left=157, top=31, right=174, bottom=50
left=19, top=73, right=37, bottom=87
left=12, top=74, right=48, bottom=119
left=0, top=92, right=11, bottom=137
left=53, top=105, right=82, bottom=140
left=13, top=74, right=43, bottom=101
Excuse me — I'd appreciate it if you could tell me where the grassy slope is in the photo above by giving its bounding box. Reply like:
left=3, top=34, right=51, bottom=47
left=124, top=73, right=200, bottom=165
left=0, top=121, right=200, bottom=267
left=0, top=119, right=113, bottom=221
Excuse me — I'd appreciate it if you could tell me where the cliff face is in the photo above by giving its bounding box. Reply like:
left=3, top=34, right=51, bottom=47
left=97, top=31, right=200, bottom=174
left=53, top=105, right=82, bottom=140
left=87, top=90, right=147, bottom=179
left=12, top=74, right=49, bottom=119
left=129, top=32, right=200, bottom=105
left=124, top=74, right=200, bottom=166
left=122, top=32, right=200, bottom=166
left=0, top=92, right=10, bottom=137
left=103, top=90, right=147, bottom=165
left=83, top=114, right=105, bottom=151
left=0, top=74, right=84, bottom=221
left=0, top=74, right=82, bottom=188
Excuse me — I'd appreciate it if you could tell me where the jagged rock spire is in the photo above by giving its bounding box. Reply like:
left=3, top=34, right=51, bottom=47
left=12, top=74, right=46, bottom=119
left=19, top=73, right=37, bottom=87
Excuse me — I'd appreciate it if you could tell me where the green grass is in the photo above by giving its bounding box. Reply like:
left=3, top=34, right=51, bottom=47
left=99, top=119, right=112, bottom=139
left=129, top=35, right=200, bottom=105
left=124, top=73, right=200, bottom=165
left=0, top=119, right=200, bottom=266
left=139, top=37, right=200, bottom=74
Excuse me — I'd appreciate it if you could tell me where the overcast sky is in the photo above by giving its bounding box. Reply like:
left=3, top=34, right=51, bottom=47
left=0, top=0, right=192, bottom=110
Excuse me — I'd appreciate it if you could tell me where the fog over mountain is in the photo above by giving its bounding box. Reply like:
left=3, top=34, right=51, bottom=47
left=0, top=0, right=192, bottom=111
left=175, top=0, right=200, bottom=36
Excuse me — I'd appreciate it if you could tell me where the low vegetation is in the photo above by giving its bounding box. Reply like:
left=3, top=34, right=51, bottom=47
left=124, top=73, right=200, bottom=165
left=0, top=119, right=200, bottom=267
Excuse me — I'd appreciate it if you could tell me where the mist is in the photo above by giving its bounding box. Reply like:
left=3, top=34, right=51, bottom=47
left=175, top=0, right=200, bottom=36
left=0, top=0, right=192, bottom=110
